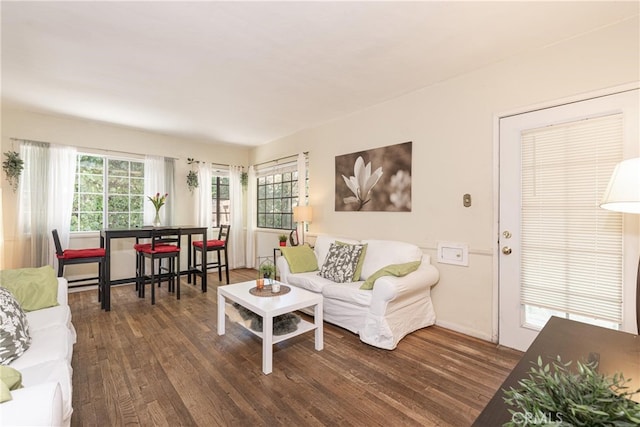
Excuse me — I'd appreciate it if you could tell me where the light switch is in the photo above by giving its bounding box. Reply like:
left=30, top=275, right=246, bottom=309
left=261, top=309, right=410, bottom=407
left=437, top=242, right=469, bottom=266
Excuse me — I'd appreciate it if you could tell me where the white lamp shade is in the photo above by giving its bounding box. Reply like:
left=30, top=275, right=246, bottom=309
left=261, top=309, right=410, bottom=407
left=293, top=205, right=313, bottom=222
left=600, top=157, right=640, bottom=214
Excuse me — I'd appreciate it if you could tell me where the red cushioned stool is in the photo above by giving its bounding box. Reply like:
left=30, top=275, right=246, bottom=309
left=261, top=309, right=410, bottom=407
left=191, top=224, right=230, bottom=285
left=52, top=229, right=105, bottom=300
left=136, top=228, right=181, bottom=305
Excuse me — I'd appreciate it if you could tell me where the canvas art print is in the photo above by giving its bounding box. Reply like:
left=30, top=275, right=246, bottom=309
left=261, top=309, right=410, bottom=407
left=335, top=141, right=412, bottom=212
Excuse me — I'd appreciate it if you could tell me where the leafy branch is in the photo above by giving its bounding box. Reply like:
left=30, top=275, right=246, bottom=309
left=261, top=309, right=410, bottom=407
left=503, top=356, right=640, bottom=426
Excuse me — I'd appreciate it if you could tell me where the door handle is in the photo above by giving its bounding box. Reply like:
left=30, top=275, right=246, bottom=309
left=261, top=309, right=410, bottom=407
left=502, top=246, right=512, bottom=255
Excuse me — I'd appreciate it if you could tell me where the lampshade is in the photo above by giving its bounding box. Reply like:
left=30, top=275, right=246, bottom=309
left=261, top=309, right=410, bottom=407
left=293, top=205, right=313, bottom=222
left=600, top=157, right=640, bottom=214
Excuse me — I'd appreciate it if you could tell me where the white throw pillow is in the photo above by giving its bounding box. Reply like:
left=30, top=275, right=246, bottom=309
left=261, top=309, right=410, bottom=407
left=360, top=239, right=423, bottom=279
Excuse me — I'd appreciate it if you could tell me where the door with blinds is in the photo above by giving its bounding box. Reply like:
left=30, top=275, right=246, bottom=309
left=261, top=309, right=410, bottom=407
left=498, top=90, right=639, bottom=351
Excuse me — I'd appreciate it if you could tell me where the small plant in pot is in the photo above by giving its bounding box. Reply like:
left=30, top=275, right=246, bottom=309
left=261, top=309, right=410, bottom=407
left=278, top=234, right=287, bottom=247
left=259, top=262, right=275, bottom=280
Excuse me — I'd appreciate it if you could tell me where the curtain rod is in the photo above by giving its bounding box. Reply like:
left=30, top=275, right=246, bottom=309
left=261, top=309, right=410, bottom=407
left=10, top=137, right=180, bottom=160
left=187, top=159, right=243, bottom=169
left=254, top=151, right=309, bottom=168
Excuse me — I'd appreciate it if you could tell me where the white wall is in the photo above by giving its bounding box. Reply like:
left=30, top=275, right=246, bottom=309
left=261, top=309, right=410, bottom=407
left=1, top=17, right=638, bottom=340
left=1, top=108, right=250, bottom=278
left=251, top=18, right=640, bottom=340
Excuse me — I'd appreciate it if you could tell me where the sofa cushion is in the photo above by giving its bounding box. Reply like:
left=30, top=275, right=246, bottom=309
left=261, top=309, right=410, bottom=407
left=9, top=325, right=74, bottom=370
left=0, top=287, right=32, bottom=365
left=360, top=239, right=423, bottom=279
left=360, top=260, right=422, bottom=290
left=321, top=283, right=372, bottom=307
left=26, top=305, right=72, bottom=332
left=318, top=243, right=365, bottom=283
left=0, top=266, right=59, bottom=312
left=280, top=245, right=318, bottom=273
left=286, top=271, right=336, bottom=293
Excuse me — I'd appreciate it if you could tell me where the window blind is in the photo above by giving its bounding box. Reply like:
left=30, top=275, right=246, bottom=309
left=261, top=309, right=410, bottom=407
left=520, top=113, right=624, bottom=323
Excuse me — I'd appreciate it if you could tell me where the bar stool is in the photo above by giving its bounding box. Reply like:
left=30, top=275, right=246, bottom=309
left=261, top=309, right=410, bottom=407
left=52, top=229, right=105, bottom=300
left=191, top=224, right=230, bottom=284
left=136, top=228, right=181, bottom=304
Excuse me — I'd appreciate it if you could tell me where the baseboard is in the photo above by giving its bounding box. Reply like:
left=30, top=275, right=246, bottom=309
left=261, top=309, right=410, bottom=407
left=435, top=319, right=495, bottom=343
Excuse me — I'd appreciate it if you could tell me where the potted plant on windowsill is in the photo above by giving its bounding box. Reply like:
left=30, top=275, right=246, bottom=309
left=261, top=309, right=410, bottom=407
left=278, top=234, right=287, bottom=247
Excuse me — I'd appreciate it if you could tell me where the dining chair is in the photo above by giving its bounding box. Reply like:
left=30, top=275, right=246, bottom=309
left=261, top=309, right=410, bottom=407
left=52, top=229, right=106, bottom=299
left=191, top=224, right=230, bottom=284
left=136, top=228, right=181, bottom=304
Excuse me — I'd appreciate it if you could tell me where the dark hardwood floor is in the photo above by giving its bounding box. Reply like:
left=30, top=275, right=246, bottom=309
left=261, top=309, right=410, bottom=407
left=69, top=269, right=522, bottom=426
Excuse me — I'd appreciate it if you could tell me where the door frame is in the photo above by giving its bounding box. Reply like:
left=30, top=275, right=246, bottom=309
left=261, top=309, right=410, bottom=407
left=491, top=82, right=640, bottom=344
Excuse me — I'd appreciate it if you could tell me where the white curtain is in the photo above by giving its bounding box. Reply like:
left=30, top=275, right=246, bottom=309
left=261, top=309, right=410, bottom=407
left=143, top=155, right=167, bottom=225
left=296, top=152, right=308, bottom=241
left=47, top=145, right=77, bottom=266
left=245, top=166, right=257, bottom=268
left=17, top=141, right=76, bottom=268
left=196, top=162, right=212, bottom=234
left=164, top=158, right=176, bottom=226
left=228, top=166, right=245, bottom=268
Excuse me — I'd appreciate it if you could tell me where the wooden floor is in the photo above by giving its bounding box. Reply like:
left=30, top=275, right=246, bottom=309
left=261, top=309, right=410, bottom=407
left=69, top=269, right=522, bottom=426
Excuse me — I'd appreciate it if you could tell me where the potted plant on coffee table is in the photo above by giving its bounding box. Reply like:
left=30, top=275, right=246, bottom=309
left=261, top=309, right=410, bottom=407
left=259, top=262, right=275, bottom=280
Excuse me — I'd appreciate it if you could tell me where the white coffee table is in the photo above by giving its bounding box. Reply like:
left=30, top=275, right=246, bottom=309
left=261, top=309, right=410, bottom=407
left=217, top=280, right=323, bottom=374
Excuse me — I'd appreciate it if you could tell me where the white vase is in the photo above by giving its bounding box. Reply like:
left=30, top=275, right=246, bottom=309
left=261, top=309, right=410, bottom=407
left=153, top=210, right=161, bottom=227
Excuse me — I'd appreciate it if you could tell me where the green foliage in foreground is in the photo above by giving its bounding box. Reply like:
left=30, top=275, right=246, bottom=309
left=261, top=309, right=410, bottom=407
left=503, top=356, right=640, bottom=426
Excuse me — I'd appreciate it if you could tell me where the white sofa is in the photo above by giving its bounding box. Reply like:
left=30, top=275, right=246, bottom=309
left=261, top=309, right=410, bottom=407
left=1, top=277, right=76, bottom=427
left=276, top=235, right=440, bottom=350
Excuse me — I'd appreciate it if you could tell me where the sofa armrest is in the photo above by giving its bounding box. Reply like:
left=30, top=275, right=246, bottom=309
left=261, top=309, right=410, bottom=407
left=57, top=278, right=69, bottom=306
left=276, top=255, right=293, bottom=283
left=0, top=382, right=63, bottom=426
left=369, top=262, right=439, bottom=316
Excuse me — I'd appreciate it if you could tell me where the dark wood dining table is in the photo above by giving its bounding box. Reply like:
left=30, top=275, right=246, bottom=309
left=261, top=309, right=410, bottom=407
left=100, top=225, right=208, bottom=311
left=472, top=316, right=640, bottom=426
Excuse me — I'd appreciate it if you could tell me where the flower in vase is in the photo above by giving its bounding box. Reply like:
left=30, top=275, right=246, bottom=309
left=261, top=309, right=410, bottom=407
left=148, top=193, right=168, bottom=213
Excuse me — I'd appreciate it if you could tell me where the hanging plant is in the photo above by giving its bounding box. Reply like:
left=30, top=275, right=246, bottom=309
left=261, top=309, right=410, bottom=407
left=187, top=170, right=198, bottom=193
left=3, top=151, right=24, bottom=192
left=186, top=158, right=199, bottom=193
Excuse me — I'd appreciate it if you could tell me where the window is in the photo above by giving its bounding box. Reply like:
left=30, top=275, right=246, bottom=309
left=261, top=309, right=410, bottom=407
left=71, top=154, right=145, bottom=231
left=212, top=175, right=230, bottom=226
left=257, top=171, right=299, bottom=230
left=520, top=114, right=624, bottom=329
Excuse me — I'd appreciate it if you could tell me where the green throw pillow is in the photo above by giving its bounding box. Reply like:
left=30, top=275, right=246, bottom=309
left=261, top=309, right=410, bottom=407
left=336, top=241, right=367, bottom=281
left=280, top=245, right=319, bottom=273
left=360, top=260, right=422, bottom=290
left=0, top=266, right=59, bottom=311
left=0, top=365, right=23, bottom=403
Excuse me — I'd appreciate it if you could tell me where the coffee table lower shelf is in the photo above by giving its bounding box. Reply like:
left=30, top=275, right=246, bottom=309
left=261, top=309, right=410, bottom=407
left=237, top=318, right=318, bottom=344
left=217, top=280, right=323, bottom=374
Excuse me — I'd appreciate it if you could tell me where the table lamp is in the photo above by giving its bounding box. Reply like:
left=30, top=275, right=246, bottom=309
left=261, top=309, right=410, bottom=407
left=293, top=205, right=313, bottom=245
left=600, top=157, right=640, bottom=334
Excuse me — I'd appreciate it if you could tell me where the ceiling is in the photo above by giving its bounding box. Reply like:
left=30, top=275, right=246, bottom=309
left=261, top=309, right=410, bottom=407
left=2, top=1, right=638, bottom=146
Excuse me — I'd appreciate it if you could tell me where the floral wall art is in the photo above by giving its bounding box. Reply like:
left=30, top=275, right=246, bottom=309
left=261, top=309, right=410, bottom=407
left=335, top=141, right=412, bottom=212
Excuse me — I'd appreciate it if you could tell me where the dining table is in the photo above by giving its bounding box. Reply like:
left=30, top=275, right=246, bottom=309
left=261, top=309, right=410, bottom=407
left=99, top=225, right=208, bottom=311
